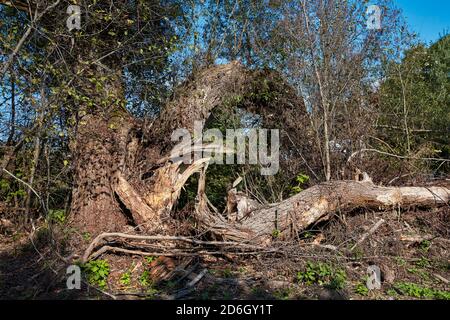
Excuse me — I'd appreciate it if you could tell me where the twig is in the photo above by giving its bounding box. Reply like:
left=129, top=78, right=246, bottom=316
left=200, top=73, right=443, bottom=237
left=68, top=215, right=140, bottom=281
left=2, top=167, right=47, bottom=214
left=163, top=268, right=208, bottom=300
left=165, top=287, right=195, bottom=300
left=187, top=268, right=208, bottom=287
left=285, top=131, right=320, bottom=180
left=82, top=280, right=117, bottom=300
left=350, top=219, right=385, bottom=251
left=433, top=274, right=449, bottom=285
left=172, top=262, right=199, bottom=285
left=400, top=234, right=435, bottom=243
left=348, top=148, right=450, bottom=164
left=0, top=0, right=61, bottom=80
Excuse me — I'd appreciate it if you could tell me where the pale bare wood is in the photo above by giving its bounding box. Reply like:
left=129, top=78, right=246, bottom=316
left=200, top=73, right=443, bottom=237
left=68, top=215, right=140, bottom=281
left=115, top=173, right=157, bottom=225
left=350, top=219, right=385, bottom=251
left=195, top=178, right=449, bottom=244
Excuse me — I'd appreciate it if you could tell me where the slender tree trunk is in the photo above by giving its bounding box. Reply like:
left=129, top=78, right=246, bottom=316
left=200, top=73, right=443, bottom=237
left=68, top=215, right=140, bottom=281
left=322, top=105, right=331, bottom=181
left=300, top=0, right=331, bottom=181
left=6, top=76, right=15, bottom=146
left=399, top=68, right=411, bottom=153
left=25, top=127, right=42, bottom=216
left=25, top=87, right=46, bottom=216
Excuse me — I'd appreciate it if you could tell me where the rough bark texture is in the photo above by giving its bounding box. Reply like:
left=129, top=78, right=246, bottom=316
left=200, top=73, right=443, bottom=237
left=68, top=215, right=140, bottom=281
left=1, top=1, right=448, bottom=266
left=187, top=164, right=449, bottom=244
left=70, top=113, right=130, bottom=234
left=68, top=62, right=306, bottom=237
left=66, top=63, right=240, bottom=238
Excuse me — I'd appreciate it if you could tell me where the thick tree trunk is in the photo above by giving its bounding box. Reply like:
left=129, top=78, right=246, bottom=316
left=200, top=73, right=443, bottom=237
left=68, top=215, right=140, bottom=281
left=70, top=114, right=130, bottom=236
left=68, top=64, right=144, bottom=239
left=1, top=2, right=447, bottom=259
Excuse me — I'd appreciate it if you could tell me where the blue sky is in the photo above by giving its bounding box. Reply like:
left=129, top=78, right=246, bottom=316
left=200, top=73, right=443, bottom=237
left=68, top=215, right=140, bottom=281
left=395, top=0, right=449, bottom=43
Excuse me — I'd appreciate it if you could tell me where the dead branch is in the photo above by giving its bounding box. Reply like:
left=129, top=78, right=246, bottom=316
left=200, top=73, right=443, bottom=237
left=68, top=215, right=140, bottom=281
left=347, top=148, right=450, bottom=163
left=87, top=245, right=276, bottom=261
left=350, top=218, right=385, bottom=251
left=82, top=232, right=271, bottom=262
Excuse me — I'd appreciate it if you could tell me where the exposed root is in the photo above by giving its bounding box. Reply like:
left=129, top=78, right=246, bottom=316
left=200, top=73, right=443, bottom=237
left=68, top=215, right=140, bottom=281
left=82, top=232, right=272, bottom=263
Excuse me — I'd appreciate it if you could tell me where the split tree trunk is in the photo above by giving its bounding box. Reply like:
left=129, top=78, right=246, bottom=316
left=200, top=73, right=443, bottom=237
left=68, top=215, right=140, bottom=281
left=69, top=62, right=280, bottom=239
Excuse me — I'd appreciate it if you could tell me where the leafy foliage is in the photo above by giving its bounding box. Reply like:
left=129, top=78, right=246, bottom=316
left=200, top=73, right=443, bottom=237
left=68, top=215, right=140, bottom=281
left=393, top=282, right=450, bottom=300
left=47, top=209, right=66, bottom=224
left=354, top=281, right=369, bottom=296
left=290, top=173, right=310, bottom=195
left=139, top=270, right=152, bottom=287
left=83, top=260, right=110, bottom=289
left=297, top=262, right=347, bottom=290
left=145, top=256, right=157, bottom=264
left=119, top=271, right=131, bottom=286
left=379, top=34, right=450, bottom=172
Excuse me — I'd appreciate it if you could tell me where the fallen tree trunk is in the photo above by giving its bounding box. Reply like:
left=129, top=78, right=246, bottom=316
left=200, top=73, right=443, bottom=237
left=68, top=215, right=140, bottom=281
left=64, top=61, right=312, bottom=243
left=7, top=2, right=446, bottom=273
left=81, top=164, right=449, bottom=262
left=194, top=169, right=449, bottom=244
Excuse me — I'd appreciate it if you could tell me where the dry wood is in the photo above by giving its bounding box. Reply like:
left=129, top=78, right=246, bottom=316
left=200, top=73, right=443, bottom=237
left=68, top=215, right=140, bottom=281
left=433, top=274, right=449, bottom=284
left=187, top=269, right=208, bottom=287
left=400, top=234, right=435, bottom=243
left=82, top=157, right=449, bottom=262
left=195, top=177, right=449, bottom=244
left=350, top=219, right=385, bottom=251
left=82, top=232, right=270, bottom=262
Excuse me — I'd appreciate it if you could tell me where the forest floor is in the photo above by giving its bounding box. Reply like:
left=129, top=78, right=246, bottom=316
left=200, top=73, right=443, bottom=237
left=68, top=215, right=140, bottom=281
left=0, top=206, right=449, bottom=300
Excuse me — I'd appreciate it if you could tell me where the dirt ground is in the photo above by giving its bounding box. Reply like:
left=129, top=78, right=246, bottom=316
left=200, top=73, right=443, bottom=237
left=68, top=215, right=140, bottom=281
left=0, top=206, right=449, bottom=300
